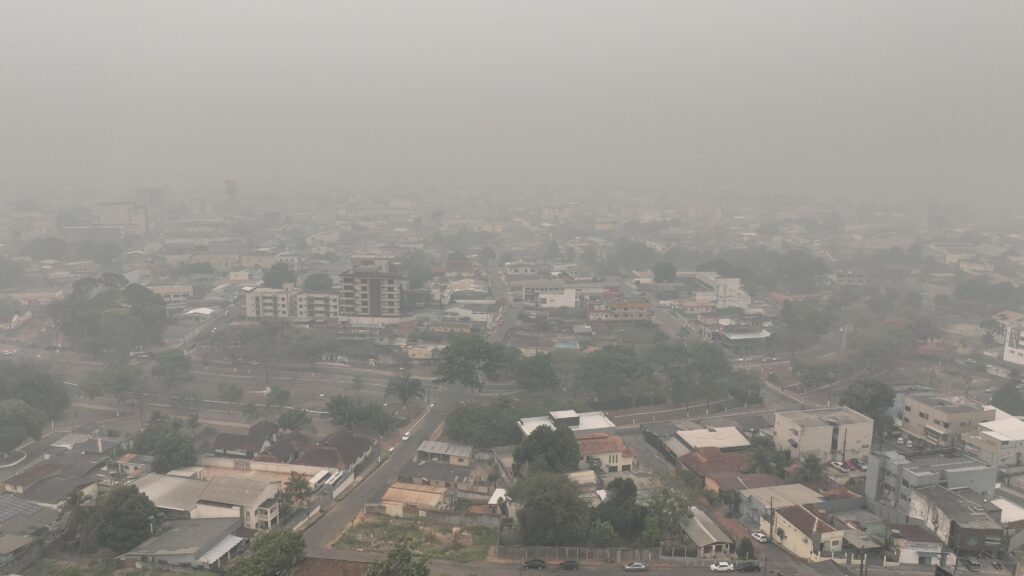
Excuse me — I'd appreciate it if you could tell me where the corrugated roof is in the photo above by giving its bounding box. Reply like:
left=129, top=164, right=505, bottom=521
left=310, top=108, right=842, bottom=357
left=417, top=440, right=473, bottom=459
left=200, top=476, right=275, bottom=508
left=381, top=482, right=445, bottom=508
left=134, top=473, right=207, bottom=512
left=679, top=507, right=733, bottom=547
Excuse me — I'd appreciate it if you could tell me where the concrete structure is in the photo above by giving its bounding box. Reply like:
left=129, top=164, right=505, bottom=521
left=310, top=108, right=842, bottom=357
left=147, top=285, right=194, bottom=309
left=864, top=451, right=996, bottom=518
left=575, top=433, right=634, bottom=473
left=244, top=286, right=295, bottom=319
left=887, top=524, right=944, bottom=567
left=587, top=297, right=653, bottom=322
left=962, top=417, right=1024, bottom=467
left=695, top=272, right=752, bottom=309
left=763, top=505, right=843, bottom=560
left=338, top=269, right=402, bottom=318
left=133, top=473, right=281, bottom=531
left=1005, top=325, right=1024, bottom=366
left=119, top=518, right=246, bottom=572
left=380, top=482, right=449, bottom=517
left=295, top=292, right=340, bottom=322
left=774, top=407, right=873, bottom=462
left=416, top=441, right=474, bottom=467
left=900, top=394, right=994, bottom=448
left=676, top=426, right=750, bottom=451
left=517, top=410, right=615, bottom=436
left=908, top=486, right=1003, bottom=555
left=537, top=286, right=578, bottom=308
left=679, top=506, right=733, bottom=558
left=96, top=201, right=149, bottom=235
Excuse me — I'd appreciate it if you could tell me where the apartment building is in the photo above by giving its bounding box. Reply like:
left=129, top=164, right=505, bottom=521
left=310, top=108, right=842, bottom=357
left=900, top=394, right=994, bottom=448
left=96, top=202, right=149, bottom=235
left=339, top=255, right=402, bottom=318
left=962, top=417, right=1024, bottom=467
left=244, top=287, right=294, bottom=319
left=864, top=451, right=996, bottom=518
left=774, top=406, right=874, bottom=462
left=295, top=292, right=340, bottom=323
left=587, top=297, right=653, bottom=322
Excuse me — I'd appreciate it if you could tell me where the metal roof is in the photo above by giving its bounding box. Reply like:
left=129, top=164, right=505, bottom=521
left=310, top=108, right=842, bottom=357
left=416, top=440, right=473, bottom=459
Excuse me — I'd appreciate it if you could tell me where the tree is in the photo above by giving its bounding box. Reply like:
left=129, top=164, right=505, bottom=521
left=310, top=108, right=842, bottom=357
left=265, top=386, right=291, bottom=410
left=444, top=398, right=523, bottom=449
left=512, top=473, right=590, bottom=546
left=51, top=278, right=168, bottom=355
left=263, top=262, right=296, bottom=289
left=793, top=454, right=827, bottom=483
left=79, top=485, right=158, bottom=553
left=303, top=272, right=333, bottom=292
left=745, top=442, right=780, bottom=476
left=151, top=349, right=192, bottom=387
left=186, top=413, right=201, bottom=438
left=84, top=361, right=146, bottom=421
left=595, top=478, right=647, bottom=541
left=0, top=359, right=71, bottom=419
left=227, top=530, right=306, bottom=576
left=326, top=395, right=358, bottom=429
left=278, top=408, right=312, bottom=431
left=737, top=537, right=754, bottom=559
left=219, top=383, right=245, bottom=405
left=513, top=426, right=580, bottom=477
left=386, top=373, right=425, bottom=408
left=0, top=399, right=46, bottom=457
left=576, top=345, right=645, bottom=406
left=840, top=379, right=897, bottom=436
left=133, top=415, right=196, bottom=473
left=513, top=354, right=559, bottom=391
left=589, top=520, right=617, bottom=548
left=243, top=402, right=263, bottom=422
left=21, top=236, right=68, bottom=260
left=283, top=472, right=313, bottom=509
left=434, top=334, right=515, bottom=391
left=992, top=380, right=1024, bottom=415
left=652, top=262, right=677, bottom=283
left=366, top=539, right=430, bottom=576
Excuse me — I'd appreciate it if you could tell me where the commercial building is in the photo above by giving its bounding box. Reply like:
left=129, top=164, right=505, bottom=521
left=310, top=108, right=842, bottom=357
left=587, top=297, right=653, bottom=322
left=864, top=451, right=996, bottom=518
left=773, top=407, right=874, bottom=462
left=694, top=272, right=751, bottom=309
left=676, top=426, right=750, bottom=452
left=900, top=394, right=994, bottom=448
left=119, top=518, right=247, bottom=572
left=132, top=473, right=281, bottom=530
left=416, top=441, right=474, bottom=467
left=244, top=287, right=295, bottom=319
left=908, top=486, right=1004, bottom=555
left=148, top=285, right=193, bottom=310
left=679, top=506, right=733, bottom=558
left=517, top=410, right=615, bottom=436
left=962, top=417, right=1024, bottom=467
left=295, top=292, right=340, bottom=322
left=764, top=505, right=843, bottom=560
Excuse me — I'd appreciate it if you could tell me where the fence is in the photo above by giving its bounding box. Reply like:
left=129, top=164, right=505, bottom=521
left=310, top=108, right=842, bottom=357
left=490, top=546, right=661, bottom=565
left=199, top=456, right=340, bottom=478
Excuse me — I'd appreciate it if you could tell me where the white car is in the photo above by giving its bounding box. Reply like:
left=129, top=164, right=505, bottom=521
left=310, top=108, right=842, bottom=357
left=751, top=531, right=769, bottom=543
left=829, top=461, right=850, bottom=473
left=402, top=432, right=411, bottom=441
left=623, top=562, right=647, bottom=572
left=710, top=561, right=735, bottom=572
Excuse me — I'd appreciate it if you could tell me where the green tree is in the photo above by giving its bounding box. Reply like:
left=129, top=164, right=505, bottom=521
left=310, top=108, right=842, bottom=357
left=263, top=262, right=296, bottom=289
left=186, top=413, right=201, bottom=438
left=227, top=530, right=306, bottom=576
left=79, top=485, right=158, bottom=553
left=366, top=539, right=430, bottom=576
left=0, top=359, right=71, bottom=419
left=576, top=345, right=645, bottom=406
left=793, top=454, right=827, bottom=483
left=685, top=342, right=733, bottom=412
left=0, top=399, right=46, bottom=457
left=512, top=473, right=590, bottom=546
left=595, top=477, right=647, bottom=541
left=302, top=272, right=333, bottom=291
left=992, top=380, right=1024, bottom=415
left=513, top=354, right=559, bottom=391
left=84, top=361, right=146, bottom=421
left=737, top=537, right=754, bottom=559
left=219, top=382, right=245, bottom=405
left=444, top=398, right=523, bottom=448
left=434, top=334, right=516, bottom=391
left=589, top=520, right=617, bottom=548
left=326, top=395, right=358, bottom=429
left=0, top=258, right=25, bottom=290
left=243, top=402, right=263, bottom=422
left=840, top=379, right=897, bottom=436
left=652, top=262, right=677, bottom=283
left=386, top=373, right=425, bottom=408
left=133, top=415, right=196, bottom=473
left=478, top=245, right=496, bottom=265
left=265, top=386, right=291, bottom=410
left=745, top=441, right=780, bottom=476
left=278, top=408, right=312, bottom=431
left=151, top=349, right=192, bottom=387
left=513, top=426, right=580, bottom=477
left=283, top=472, right=313, bottom=510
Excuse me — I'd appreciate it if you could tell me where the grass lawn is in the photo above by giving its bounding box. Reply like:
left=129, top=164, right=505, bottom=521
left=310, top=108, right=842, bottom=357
left=337, top=518, right=497, bottom=563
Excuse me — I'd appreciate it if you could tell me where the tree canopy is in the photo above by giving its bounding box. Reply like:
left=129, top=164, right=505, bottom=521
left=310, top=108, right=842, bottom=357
left=263, top=262, right=296, bottom=289
left=513, top=425, right=580, bottom=477
left=513, top=354, right=559, bottom=391
left=386, top=373, right=425, bottom=408
left=0, top=359, right=70, bottom=419
left=992, top=380, right=1024, bottom=416
left=444, top=398, right=524, bottom=448
left=433, top=334, right=518, bottom=391
left=0, top=399, right=46, bottom=457
left=78, top=485, right=158, bottom=553
left=303, top=272, right=333, bottom=292
left=511, top=473, right=590, bottom=546
left=151, top=349, right=192, bottom=387
left=652, top=262, right=677, bottom=283
left=278, top=408, right=312, bottom=431
left=227, top=530, right=306, bottom=576
left=51, top=277, right=168, bottom=354
left=366, top=539, right=430, bottom=576
left=133, top=414, right=197, bottom=473
left=840, top=379, right=896, bottom=435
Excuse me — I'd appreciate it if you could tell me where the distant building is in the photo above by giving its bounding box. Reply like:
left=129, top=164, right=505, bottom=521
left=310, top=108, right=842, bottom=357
left=773, top=406, right=874, bottom=462
left=416, top=441, right=474, bottom=467
left=147, top=285, right=193, bottom=310
left=295, top=292, right=340, bottom=322
left=587, top=297, right=653, bottom=322
left=244, top=286, right=295, bottom=319
left=900, top=394, right=994, bottom=448
left=1005, top=325, right=1024, bottom=366
left=908, top=486, right=1003, bottom=555
left=575, top=433, right=634, bottom=472
left=962, top=417, right=1024, bottom=467
left=864, top=450, right=996, bottom=518
left=96, top=201, right=149, bottom=236
left=695, top=272, right=751, bottom=309
left=676, top=426, right=751, bottom=452
left=339, top=255, right=402, bottom=319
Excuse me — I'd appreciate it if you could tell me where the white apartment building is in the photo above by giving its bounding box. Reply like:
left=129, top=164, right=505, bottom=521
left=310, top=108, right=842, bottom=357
left=244, top=287, right=294, bottom=319
left=1005, top=325, right=1024, bottom=366
left=774, top=406, right=874, bottom=462
left=295, top=292, right=340, bottom=322
left=963, top=417, right=1024, bottom=467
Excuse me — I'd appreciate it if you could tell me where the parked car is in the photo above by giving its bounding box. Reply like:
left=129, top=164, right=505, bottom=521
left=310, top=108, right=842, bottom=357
left=993, top=560, right=1003, bottom=569
left=710, top=561, right=735, bottom=572
left=829, top=461, right=850, bottom=473
left=523, top=559, right=547, bottom=570
left=736, top=561, right=761, bottom=573
left=557, top=561, right=579, bottom=571
left=849, top=458, right=865, bottom=471
left=844, top=459, right=861, bottom=472
left=624, top=562, right=648, bottom=572
left=896, top=437, right=905, bottom=445
left=963, top=557, right=981, bottom=572
left=402, top=432, right=411, bottom=441
left=751, top=531, right=769, bottom=543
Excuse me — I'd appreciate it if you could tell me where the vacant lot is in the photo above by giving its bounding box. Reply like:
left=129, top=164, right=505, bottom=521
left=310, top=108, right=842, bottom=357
left=337, top=516, right=498, bottom=563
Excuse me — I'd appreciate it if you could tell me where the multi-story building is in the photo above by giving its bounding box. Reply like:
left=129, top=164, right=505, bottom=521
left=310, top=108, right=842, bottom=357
left=96, top=202, right=149, bottom=236
left=864, top=450, right=996, bottom=518
left=773, top=406, right=874, bottom=462
left=962, top=417, right=1024, bottom=467
left=509, top=278, right=575, bottom=306
left=339, top=255, right=402, bottom=318
left=694, top=272, right=751, bottom=309
left=244, top=287, right=295, bottom=319
left=147, top=285, right=193, bottom=310
left=294, top=292, right=339, bottom=323
left=587, top=297, right=653, bottom=322
left=504, top=261, right=551, bottom=278
left=899, top=394, right=994, bottom=448
left=1005, top=325, right=1024, bottom=366
left=908, top=485, right=1004, bottom=555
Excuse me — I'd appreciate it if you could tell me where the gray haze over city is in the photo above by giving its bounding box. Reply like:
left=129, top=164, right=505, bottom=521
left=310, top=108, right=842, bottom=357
left=3, top=1, right=1023, bottom=205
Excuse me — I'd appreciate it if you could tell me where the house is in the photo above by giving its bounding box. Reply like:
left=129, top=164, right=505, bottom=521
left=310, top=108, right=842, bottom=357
left=132, top=473, right=281, bottom=531
left=112, top=453, right=155, bottom=484
left=517, top=410, right=615, bottom=436
left=908, top=486, right=1003, bottom=555
left=887, top=524, right=944, bottom=567
left=416, top=441, right=474, bottom=467
left=773, top=406, right=874, bottom=462
left=3, top=451, right=106, bottom=506
left=575, top=433, right=634, bottom=472
left=704, top=472, right=785, bottom=494
left=679, top=447, right=749, bottom=478
left=294, top=430, right=374, bottom=470
left=380, top=482, right=450, bottom=517
left=212, top=421, right=279, bottom=459
left=0, top=494, right=62, bottom=573
left=679, top=506, right=733, bottom=558
left=676, top=426, right=750, bottom=452
left=257, top=431, right=311, bottom=464
left=119, top=518, right=247, bottom=572
left=399, top=460, right=492, bottom=498
left=739, top=484, right=826, bottom=525
left=765, top=505, right=843, bottom=560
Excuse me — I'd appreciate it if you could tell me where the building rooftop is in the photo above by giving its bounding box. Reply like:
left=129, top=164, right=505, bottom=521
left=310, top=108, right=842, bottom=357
left=776, top=505, right=838, bottom=538
left=915, top=486, right=1002, bottom=530
left=739, top=484, right=825, bottom=509
left=0, top=493, right=60, bottom=536
left=120, top=518, right=240, bottom=560
left=978, top=417, right=1024, bottom=442
left=776, top=406, right=873, bottom=428
left=907, top=394, right=989, bottom=414
left=416, top=440, right=474, bottom=459
left=134, top=473, right=208, bottom=512
left=575, top=433, right=632, bottom=457
left=381, top=481, right=446, bottom=508
left=200, top=476, right=276, bottom=509
left=517, top=411, right=615, bottom=436
left=676, top=426, right=750, bottom=450
left=679, top=506, right=733, bottom=547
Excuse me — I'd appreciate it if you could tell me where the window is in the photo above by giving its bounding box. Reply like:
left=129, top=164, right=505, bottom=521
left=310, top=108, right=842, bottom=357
left=919, top=412, right=928, bottom=419
left=943, top=422, right=950, bottom=429
left=905, top=406, right=911, bottom=412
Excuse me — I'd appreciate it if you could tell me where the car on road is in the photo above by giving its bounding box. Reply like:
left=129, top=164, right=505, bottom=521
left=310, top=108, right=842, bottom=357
left=710, top=561, right=735, bottom=572
left=624, top=562, right=648, bottom=572
left=736, top=561, right=760, bottom=573
left=829, top=461, right=850, bottom=473
left=523, top=559, right=547, bottom=570
left=751, top=531, right=769, bottom=543
left=557, top=561, right=579, bottom=570
left=401, top=432, right=411, bottom=441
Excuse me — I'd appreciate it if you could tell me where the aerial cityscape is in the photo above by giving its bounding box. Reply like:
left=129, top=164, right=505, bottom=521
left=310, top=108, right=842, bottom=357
left=1, top=2, right=1023, bottom=576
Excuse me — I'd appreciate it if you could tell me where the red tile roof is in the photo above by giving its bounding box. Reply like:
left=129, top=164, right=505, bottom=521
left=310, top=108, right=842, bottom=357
left=575, top=433, right=633, bottom=457
left=3, top=460, right=61, bottom=491
left=679, top=447, right=750, bottom=477
left=706, top=472, right=785, bottom=492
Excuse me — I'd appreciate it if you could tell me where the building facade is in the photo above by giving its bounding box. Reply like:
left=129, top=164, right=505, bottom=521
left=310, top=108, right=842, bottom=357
left=864, top=451, right=996, bottom=518
left=773, top=407, right=874, bottom=462
left=900, top=395, right=994, bottom=448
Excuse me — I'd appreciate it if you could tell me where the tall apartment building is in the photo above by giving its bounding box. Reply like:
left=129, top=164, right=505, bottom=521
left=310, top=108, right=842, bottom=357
left=295, top=292, right=340, bottom=323
left=244, top=287, right=294, bottom=319
left=773, top=406, right=874, bottom=462
left=899, top=394, right=994, bottom=448
left=339, top=254, right=402, bottom=318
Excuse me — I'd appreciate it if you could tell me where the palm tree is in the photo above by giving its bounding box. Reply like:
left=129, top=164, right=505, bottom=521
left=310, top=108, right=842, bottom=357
left=386, top=373, right=425, bottom=409
left=326, top=394, right=358, bottom=429
left=745, top=444, right=778, bottom=475
left=186, top=413, right=201, bottom=438
left=794, top=454, right=827, bottom=483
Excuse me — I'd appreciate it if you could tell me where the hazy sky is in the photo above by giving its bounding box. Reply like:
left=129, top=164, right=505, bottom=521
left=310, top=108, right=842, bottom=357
left=2, top=1, right=1022, bottom=202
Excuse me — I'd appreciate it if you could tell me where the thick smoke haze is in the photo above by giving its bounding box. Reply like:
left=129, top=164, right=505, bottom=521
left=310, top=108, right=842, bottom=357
left=1, top=1, right=1022, bottom=203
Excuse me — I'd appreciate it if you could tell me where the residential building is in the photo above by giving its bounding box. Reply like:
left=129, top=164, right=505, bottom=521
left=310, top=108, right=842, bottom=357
left=774, top=406, right=874, bottom=462
left=133, top=473, right=281, bottom=530
left=962, top=417, right=1024, bottom=467
left=676, top=426, right=750, bottom=452
left=148, top=285, right=193, bottom=309
left=380, top=482, right=450, bottom=517
left=119, top=518, right=247, bottom=572
left=679, top=506, right=733, bottom=558
left=517, top=410, right=615, bottom=436
left=908, top=486, right=1003, bottom=555
left=763, top=505, right=843, bottom=560
left=740, top=484, right=826, bottom=524
left=887, top=524, right=945, bottom=567
left=416, top=441, right=474, bottom=467
left=212, top=421, right=279, bottom=459
left=338, top=268, right=402, bottom=318
left=575, top=433, right=634, bottom=472
left=0, top=494, right=62, bottom=574
left=587, top=297, right=653, bottom=322
left=1005, top=325, right=1024, bottom=366
left=295, top=292, right=340, bottom=322
left=244, top=286, right=295, bottom=319
left=504, top=261, right=550, bottom=277
left=694, top=272, right=751, bottom=309
left=294, top=430, right=375, bottom=471
left=864, top=451, right=996, bottom=518
left=900, top=394, right=994, bottom=448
